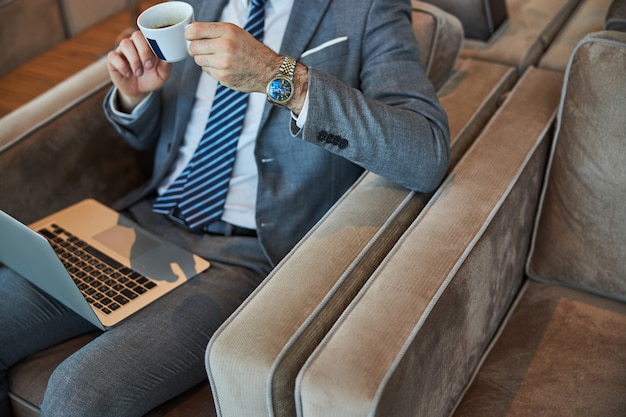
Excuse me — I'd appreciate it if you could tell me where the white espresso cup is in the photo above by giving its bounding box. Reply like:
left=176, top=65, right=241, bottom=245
left=137, top=1, right=194, bottom=63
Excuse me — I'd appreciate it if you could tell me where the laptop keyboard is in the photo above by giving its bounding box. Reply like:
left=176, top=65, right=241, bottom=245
left=38, top=224, right=157, bottom=315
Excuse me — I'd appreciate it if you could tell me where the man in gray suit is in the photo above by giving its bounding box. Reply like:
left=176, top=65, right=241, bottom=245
left=1, top=0, right=449, bottom=415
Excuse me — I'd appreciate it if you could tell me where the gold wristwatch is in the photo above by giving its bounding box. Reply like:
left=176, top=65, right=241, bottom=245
left=266, top=56, right=296, bottom=106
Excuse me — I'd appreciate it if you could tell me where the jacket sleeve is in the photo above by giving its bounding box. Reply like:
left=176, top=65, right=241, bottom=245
left=297, top=0, right=450, bottom=193
left=103, top=88, right=162, bottom=151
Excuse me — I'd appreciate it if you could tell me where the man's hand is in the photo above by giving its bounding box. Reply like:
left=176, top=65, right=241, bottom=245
left=186, top=22, right=308, bottom=114
left=186, top=22, right=280, bottom=94
left=107, top=30, right=173, bottom=112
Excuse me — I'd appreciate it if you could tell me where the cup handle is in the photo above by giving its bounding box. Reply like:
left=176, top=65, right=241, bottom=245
left=185, top=23, right=193, bottom=55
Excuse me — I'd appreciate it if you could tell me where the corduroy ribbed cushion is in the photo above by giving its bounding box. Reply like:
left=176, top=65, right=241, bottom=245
left=206, top=4, right=466, bottom=417
left=527, top=31, right=626, bottom=302
left=295, top=67, right=563, bottom=417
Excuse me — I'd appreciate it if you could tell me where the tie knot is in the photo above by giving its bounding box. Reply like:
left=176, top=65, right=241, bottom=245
left=251, top=0, right=266, bottom=8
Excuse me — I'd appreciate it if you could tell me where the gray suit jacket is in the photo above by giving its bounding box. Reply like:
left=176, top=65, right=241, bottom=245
left=105, top=0, right=450, bottom=265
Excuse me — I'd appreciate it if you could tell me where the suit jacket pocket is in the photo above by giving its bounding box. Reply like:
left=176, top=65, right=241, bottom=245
left=300, top=36, right=349, bottom=67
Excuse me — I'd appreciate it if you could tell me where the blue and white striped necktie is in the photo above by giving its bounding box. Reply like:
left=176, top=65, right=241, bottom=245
left=153, top=0, right=267, bottom=231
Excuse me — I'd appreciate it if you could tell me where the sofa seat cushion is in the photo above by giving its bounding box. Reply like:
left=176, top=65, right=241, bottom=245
left=8, top=333, right=216, bottom=417
left=452, top=280, right=626, bottom=417
left=8, top=335, right=97, bottom=417
left=0, top=87, right=148, bottom=224
left=144, top=383, right=215, bottom=417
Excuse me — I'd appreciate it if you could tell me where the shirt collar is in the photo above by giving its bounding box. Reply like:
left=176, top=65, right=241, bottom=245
left=244, top=0, right=274, bottom=7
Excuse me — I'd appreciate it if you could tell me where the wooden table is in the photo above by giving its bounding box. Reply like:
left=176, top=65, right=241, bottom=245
left=0, top=0, right=159, bottom=117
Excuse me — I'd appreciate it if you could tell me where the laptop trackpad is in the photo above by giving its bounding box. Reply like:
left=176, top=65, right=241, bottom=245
left=92, top=224, right=159, bottom=260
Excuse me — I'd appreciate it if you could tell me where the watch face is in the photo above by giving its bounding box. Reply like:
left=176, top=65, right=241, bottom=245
left=267, top=76, right=294, bottom=104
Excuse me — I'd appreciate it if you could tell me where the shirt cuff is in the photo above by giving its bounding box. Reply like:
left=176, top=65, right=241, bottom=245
left=108, top=87, right=153, bottom=121
left=291, top=90, right=310, bottom=129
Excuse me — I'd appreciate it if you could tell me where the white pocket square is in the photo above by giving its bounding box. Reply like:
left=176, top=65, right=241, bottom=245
left=301, top=36, right=348, bottom=58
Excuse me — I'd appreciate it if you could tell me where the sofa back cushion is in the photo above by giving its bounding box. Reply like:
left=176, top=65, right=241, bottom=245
left=0, top=59, right=147, bottom=224
left=412, top=1, right=463, bottom=91
left=59, top=0, right=126, bottom=36
left=0, top=0, right=66, bottom=77
left=425, top=0, right=507, bottom=41
left=605, top=0, right=626, bottom=31
left=527, top=31, right=626, bottom=302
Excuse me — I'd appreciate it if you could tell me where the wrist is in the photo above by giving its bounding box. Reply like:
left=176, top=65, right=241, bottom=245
left=286, top=63, right=308, bottom=115
left=116, top=91, right=148, bottom=114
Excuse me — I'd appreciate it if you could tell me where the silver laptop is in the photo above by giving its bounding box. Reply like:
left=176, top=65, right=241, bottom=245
left=0, top=198, right=210, bottom=330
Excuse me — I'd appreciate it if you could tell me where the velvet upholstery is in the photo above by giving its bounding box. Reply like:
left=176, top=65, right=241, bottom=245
left=437, top=57, right=516, bottom=168
left=2, top=2, right=509, bottom=416
left=59, top=0, right=127, bottom=36
left=605, top=0, right=626, bottom=30
left=453, top=281, right=626, bottom=416
left=412, top=0, right=464, bottom=90
left=0, top=0, right=66, bottom=77
left=426, top=0, right=508, bottom=41
left=539, top=0, right=613, bottom=71
left=296, top=30, right=626, bottom=417
left=461, top=0, right=583, bottom=74
left=0, top=0, right=132, bottom=77
left=0, top=83, right=147, bottom=225
left=527, top=31, right=626, bottom=302
left=295, top=66, right=563, bottom=417
left=453, top=29, right=626, bottom=417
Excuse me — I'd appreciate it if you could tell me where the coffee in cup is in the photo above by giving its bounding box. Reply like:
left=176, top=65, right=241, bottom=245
left=137, top=1, right=194, bottom=63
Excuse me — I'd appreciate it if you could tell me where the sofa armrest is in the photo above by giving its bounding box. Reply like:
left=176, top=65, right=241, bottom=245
left=295, top=67, right=563, bottom=417
left=206, top=7, right=518, bottom=417
left=0, top=57, right=147, bottom=223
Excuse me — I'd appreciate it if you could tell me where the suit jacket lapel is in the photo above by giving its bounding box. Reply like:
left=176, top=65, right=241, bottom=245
left=279, top=0, right=332, bottom=57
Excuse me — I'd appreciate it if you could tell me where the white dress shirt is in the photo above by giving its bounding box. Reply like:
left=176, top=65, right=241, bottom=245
left=112, top=0, right=305, bottom=229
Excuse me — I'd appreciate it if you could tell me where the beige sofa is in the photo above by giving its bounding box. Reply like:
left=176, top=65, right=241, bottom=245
left=4, top=0, right=621, bottom=415
left=208, top=2, right=624, bottom=416
left=292, top=28, right=626, bottom=417
left=1, top=2, right=512, bottom=415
